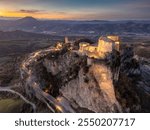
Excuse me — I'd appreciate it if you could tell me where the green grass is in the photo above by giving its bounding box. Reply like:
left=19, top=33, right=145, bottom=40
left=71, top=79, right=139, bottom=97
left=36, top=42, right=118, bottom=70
left=0, top=99, right=24, bottom=113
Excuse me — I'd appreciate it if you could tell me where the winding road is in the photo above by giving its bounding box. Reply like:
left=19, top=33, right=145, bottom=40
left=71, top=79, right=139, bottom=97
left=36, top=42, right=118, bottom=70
left=20, top=47, right=75, bottom=113
left=0, top=87, right=36, bottom=112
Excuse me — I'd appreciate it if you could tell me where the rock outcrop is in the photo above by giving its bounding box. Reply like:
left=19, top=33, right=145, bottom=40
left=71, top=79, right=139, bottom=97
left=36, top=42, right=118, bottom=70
left=20, top=43, right=150, bottom=113
left=114, top=46, right=150, bottom=112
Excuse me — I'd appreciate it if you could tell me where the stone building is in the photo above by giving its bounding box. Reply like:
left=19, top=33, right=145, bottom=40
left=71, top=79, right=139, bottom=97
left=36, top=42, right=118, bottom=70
left=79, top=35, right=120, bottom=59
left=64, top=36, right=69, bottom=44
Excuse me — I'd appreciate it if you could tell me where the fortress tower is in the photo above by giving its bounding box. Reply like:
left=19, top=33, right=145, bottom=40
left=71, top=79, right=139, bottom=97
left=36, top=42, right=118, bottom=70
left=79, top=35, right=120, bottom=59
left=107, top=36, right=120, bottom=52
left=64, top=36, right=69, bottom=44
left=98, top=36, right=120, bottom=53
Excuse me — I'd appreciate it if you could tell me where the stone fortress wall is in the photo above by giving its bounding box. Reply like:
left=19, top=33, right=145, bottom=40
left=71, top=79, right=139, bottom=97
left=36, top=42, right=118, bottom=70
left=79, top=36, right=120, bottom=58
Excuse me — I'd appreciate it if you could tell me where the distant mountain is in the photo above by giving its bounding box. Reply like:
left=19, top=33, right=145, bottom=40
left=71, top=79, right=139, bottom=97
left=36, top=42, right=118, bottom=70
left=0, top=17, right=40, bottom=32
left=12, top=17, right=40, bottom=31
left=17, top=16, right=38, bottom=23
left=0, top=17, right=150, bottom=36
left=15, top=16, right=38, bottom=25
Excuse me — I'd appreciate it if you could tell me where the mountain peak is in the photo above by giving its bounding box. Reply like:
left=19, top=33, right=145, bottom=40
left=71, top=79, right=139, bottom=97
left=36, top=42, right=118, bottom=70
left=17, top=16, right=38, bottom=22
left=23, top=16, right=37, bottom=20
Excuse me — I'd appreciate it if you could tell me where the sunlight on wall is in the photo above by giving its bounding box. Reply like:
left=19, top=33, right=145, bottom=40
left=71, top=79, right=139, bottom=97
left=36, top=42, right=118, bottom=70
left=91, top=64, right=116, bottom=104
left=79, top=36, right=120, bottom=59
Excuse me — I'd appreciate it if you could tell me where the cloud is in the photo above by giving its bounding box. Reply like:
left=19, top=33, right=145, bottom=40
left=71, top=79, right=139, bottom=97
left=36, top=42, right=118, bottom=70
left=0, top=0, right=150, bottom=20
left=19, top=9, right=44, bottom=14
left=53, top=11, right=67, bottom=15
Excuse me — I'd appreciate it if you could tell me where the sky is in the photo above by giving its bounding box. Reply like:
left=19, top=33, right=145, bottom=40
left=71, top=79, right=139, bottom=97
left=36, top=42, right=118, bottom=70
left=0, top=0, right=150, bottom=20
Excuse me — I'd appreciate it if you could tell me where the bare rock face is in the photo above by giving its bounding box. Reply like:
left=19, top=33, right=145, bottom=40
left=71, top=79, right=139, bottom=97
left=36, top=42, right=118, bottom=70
left=20, top=43, right=150, bottom=113
left=60, top=64, right=121, bottom=112
left=114, top=46, right=150, bottom=112
left=42, top=50, right=121, bottom=112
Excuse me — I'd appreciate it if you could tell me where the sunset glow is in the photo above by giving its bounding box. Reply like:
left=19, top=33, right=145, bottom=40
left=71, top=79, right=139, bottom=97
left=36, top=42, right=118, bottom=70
left=0, top=0, right=150, bottom=20
left=0, top=10, right=71, bottom=19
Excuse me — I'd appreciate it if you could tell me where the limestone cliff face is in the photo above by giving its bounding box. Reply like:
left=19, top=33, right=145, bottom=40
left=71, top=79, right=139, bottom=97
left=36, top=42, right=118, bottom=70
left=42, top=49, right=121, bottom=112
left=60, top=64, right=121, bottom=112
left=21, top=44, right=150, bottom=113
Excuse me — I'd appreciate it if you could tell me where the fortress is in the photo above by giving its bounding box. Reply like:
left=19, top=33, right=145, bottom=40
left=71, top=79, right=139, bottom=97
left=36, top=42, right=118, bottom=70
left=79, top=35, right=120, bottom=58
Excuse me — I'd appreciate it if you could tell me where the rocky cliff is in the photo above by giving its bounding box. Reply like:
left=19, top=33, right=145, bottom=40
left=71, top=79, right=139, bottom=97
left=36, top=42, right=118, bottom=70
left=20, top=42, right=150, bottom=113
left=114, top=46, right=150, bottom=112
